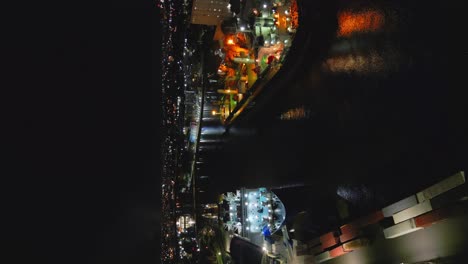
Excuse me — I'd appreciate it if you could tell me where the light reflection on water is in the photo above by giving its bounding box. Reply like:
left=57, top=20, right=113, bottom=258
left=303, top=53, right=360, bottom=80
left=323, top=6, right=402, bottom=75
left=337, top=9, right=385, bottom=37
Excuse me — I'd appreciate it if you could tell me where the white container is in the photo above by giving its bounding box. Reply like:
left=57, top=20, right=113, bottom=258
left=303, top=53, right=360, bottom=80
left=392, top=200, right=433, bottom=224
left=417, top=171, right=465, bottom=203
left=383, top=218, right=423, bottom=239
left=382, top=195, right=418, bottom=217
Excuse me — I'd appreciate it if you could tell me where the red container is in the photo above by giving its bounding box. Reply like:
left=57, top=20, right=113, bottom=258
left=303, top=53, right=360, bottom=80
left=329, top=246, right=347, bottom=258
left=340, top=223, right=359, bottom=235
left=341, top=210, right=384, bottom=233
left=414, top=209, right=445, bottom=228
left=339, top=229, right=361, bottom=243
left=414, top=204, right=464, bottom=228
left=356, top=210, right=384, bottom=227
left=320, top=232, right=339, bottom=250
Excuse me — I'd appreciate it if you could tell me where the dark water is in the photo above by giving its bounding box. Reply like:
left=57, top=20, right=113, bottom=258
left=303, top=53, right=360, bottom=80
left=199, top=0, right=466, bottom=221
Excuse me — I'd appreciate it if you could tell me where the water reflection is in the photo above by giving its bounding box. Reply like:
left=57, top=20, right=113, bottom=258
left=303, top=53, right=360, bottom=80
left=337, top=9, right=385, bottom=37
left=323, top=5, right=402, bottom=75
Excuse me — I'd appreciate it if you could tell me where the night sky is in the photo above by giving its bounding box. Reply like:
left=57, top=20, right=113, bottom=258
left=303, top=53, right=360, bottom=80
left=5, top=4, right=162, bottom=264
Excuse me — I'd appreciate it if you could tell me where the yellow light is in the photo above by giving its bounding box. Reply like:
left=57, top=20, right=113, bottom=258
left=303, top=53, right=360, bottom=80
left=212, top=110, right=216, bottom=116
left=227, top=38, right=234, bottom=45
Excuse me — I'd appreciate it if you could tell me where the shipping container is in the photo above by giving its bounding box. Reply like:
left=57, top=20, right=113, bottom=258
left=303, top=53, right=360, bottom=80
left=320, top=231, right=339, bottom=250
left=416, top=171, right=465, bottom=203
left=392, top=200, right=433, bottom=224
left=383, top=218, right=423, bottom=239
left=329, top=246, right=347, bottom=258
left=382, top=195, right=418, bottom=217
left=414, top=203, right=468, bottom=228
left=339, top=210, right=383, bottom=242
left=339, top=228, right=362, bottom=243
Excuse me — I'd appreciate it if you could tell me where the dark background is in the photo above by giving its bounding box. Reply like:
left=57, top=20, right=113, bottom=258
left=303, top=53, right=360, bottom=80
left=5, top=3, right=162, bottom=264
